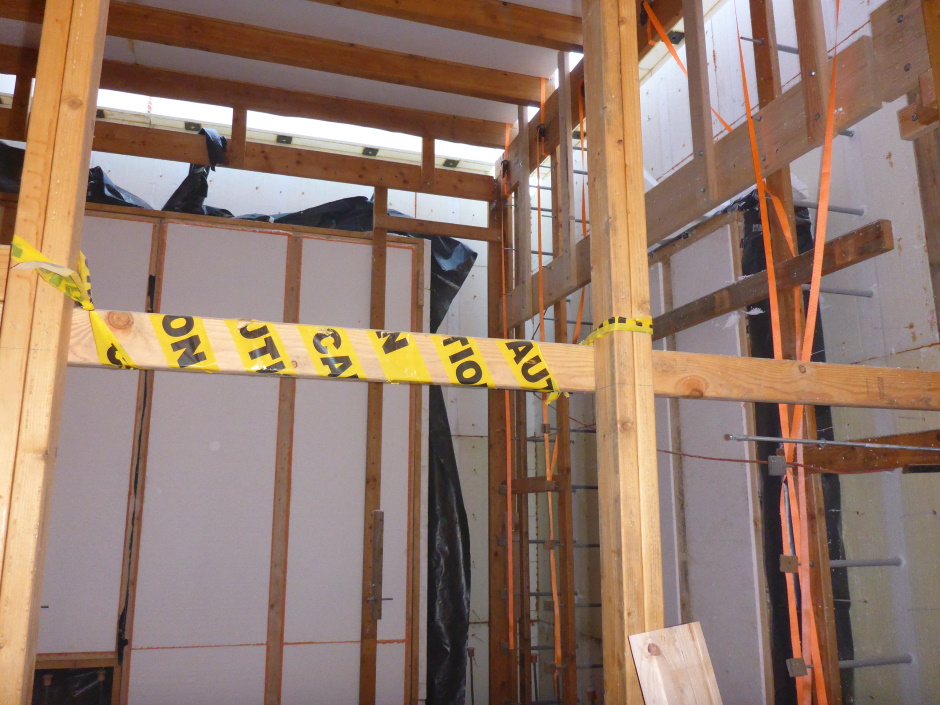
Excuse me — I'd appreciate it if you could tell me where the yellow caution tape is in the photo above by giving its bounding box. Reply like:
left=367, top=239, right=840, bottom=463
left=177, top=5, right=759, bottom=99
left=11, top=235, right=136, bottom=368
left=298, top=325, right=367, bottom=379
left=432, top=335, right=496, bottom=388
left=226, top=319, right=296, bottom=375
left=499, top=339, right=558, bottom=393
left=369, top=330, right=433, bottom=384
left=151, top=314, right=220, bottom=372
left=548, top=316, right=654, bottom=402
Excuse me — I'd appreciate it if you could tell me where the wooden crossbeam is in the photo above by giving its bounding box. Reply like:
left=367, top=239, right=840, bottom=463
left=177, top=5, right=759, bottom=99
left=653, top=220, right=893, bottom=340
left=804, top=430, right=940, bottom=471
left=305, top=0, right=583, bottom=52
left=64, top=309, right=940, bottom=410
left=0, top=120, right=499, bottom=203
left=373, top=212, right=498, bottom=242
left=0, top=43, right=511, bottom=150
left=1, top=0, right=543, bottom=106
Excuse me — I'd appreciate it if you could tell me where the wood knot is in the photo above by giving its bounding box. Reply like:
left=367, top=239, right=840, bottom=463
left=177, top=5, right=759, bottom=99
left=798, top=364, right=807, bottom=373
left=647, top=643, right=661, bottom=656
left=107, top=311, right=134, bottom=330
left=65, top=96, right=83, bottom=110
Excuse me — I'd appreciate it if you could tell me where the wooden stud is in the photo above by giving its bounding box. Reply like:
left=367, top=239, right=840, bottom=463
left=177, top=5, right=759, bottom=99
left=583, top=1, right=664, bottom=702
left=0, top=0, right=110, bottom=701
left=925, top=0, right=940, bottom=101
left=359, top=187, right=388, bottom=705
left=113, top=222, right=165, bottom=705
left=35, top=652, right=117, bottom=670
left=682, top=0, right=718, bottom=200
left=421, top=136, right=435, bottom=191
left=487, top=199, right=515, bottom=705
left=304, top=0, right=583, bottom=51
left=0, top=43, right=512, bottom=150
left=227, top=107, right=248, bottom=170
left=511, top=106, right=533, bottom=323
left=791, top=0, right=831, bottom=141
left=556, top=51, right=578, bottom=288
left=263, top=233, right=302, bottom=705
left=914, top=104, right=940, bottom=319
left=9, top=74, right=31, bottom=142
left=513, top=387, right=532, bottom=705
left=653, top=220, right=893, bottom=340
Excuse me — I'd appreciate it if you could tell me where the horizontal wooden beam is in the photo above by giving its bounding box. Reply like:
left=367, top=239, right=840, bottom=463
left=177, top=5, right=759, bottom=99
left=306, top=0, right=583, bottom=52
left=511, top=476, right=559, bottom=494
left=654, top=220, right=893, bottom=339
left=0, top=43, right=511, bottom=149
left=66, top=309, right=940, bottom=410
left=374, top=212, right=499, bottom=242
left=0, top=120, right=499, bottom=202
left=34, top=652, right=117, bottom=670
left=1, top=0, right=543, bottom=106
left=804, top=430, right=940, bottom=471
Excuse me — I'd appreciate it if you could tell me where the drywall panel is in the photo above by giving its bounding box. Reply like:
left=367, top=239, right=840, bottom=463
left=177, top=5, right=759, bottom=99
left=671, top=227, right=770, bottom=705
left=38, top=216, right=153, bottom=654
left=282, top=237, right=414, bottom=703
left=130, top=224, right=285, bottom=702
left=128, top=645, right=266, bottom=705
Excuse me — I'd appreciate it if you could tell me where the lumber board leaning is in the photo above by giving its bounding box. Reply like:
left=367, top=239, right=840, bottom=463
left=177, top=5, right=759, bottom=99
left=64, top=309, right=940, bottom=410
left=0, top=0, right=542, bottom=106
left=629, top=622, right=723, bottom=705
left=0, top=43, right=512, bottom=150
left=653, top=220, right=893, bottom=340
left=0, top=0, right=110, bottom=701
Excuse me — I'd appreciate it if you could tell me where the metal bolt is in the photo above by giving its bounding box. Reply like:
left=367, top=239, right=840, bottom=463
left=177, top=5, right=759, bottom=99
left=814, top=113, right=821, bottom=120
left=698, top=151, right=703, bottom=156
left=904, top=63, right=912, bottom=72
left=897, top=14, right=904, bottom=22
left=700, top=187, right=706, bottom=193
left=912, top=113, right=919, bottom=121
left=761, top=155, right=766, bottom=162
left=810, top=70, right=816, bottom=77
left=755, top=114, right=763, bottom=122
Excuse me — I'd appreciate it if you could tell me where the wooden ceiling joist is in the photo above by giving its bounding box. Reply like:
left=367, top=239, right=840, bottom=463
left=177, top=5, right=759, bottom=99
left=0, top=0, right=543, bottom=106
left=0, top=44, right=511, bottom=149
left=306, top=0, right=584, bottom=52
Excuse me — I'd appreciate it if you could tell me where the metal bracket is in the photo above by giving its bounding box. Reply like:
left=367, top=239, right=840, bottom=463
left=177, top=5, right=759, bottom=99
left=787, top=657, right=809, bottom=677
left=768, top=453, right=787, bottom=477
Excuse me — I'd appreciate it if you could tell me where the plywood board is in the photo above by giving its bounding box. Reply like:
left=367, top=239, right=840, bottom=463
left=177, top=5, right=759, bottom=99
left=38, top=216, right=153, bottom=654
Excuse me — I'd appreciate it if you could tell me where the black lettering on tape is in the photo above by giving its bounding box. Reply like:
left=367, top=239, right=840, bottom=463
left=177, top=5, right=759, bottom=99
left=313, top=328, right=342, bottom=355
left=240, top=324, right=286, bottom=373
left=162, top=315, right=196, bottom=336
left=378, top=331, right=410, bottom=354
left=170, top=335, right=208, bottom=368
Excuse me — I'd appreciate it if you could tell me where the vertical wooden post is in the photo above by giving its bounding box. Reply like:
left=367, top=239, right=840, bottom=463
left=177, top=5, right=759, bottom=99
left=0, top=0, right=110, bottom=701
left=556, top=52, right=578, bottom=287
left=514, top=107, right=533, bottom=323
left=582, top=1, right=664, bottom=702
left=359, top=187, right=388, bottom=705
left=924, top=0, right=940, bottom=112
left=792, top=0, right=830, bottom=141
left=421, top=136, right=435, bottom=190
left=513, top=389, right=532, bottom=705
left=750, top=2, right=843, bottom=701
left=228, top=106, right=248, bottom=169
left=9, top=74, right=32, bottom=142
left=263, top=233, right=303, bottom=705
left=682, top=0, right=718, bottom=200
left=488, top=198, right=515, bottom=705
left=114, top=222, right=165, bottom=705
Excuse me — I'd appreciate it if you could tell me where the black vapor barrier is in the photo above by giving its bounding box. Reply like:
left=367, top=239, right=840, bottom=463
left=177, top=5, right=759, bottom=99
left=1, top=136, right=477, bottom=700
left=728, top=191, right=855, bottom=705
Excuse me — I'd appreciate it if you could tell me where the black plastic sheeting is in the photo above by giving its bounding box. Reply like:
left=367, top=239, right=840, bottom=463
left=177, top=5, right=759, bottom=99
left=730, top=191, right=854, bottom=704
left=0, top=141, right=25, bottom=194
left=30, top=668, right=113, bottom=705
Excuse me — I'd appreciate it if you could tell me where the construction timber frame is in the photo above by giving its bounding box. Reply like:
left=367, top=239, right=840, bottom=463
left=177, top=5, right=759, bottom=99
left=0, top=0, right=938, bottom=703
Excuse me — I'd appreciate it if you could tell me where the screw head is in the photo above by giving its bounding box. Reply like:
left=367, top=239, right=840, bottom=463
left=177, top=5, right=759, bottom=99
left=814, top=113, right=821, bottom=120
left=897, top=14, right=904, bottom=22
left=912, top=113, right=919, bottom=121
left=904, top=63, right=912, bottom=72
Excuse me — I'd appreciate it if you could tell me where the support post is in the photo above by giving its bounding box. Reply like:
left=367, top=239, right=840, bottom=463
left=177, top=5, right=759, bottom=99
left=582, top=1, right=664, bottom=702
left=488, top=197, right=516, bottom=704
left=0, top=0, right=110, bottom=701
left=263, top=233, right=303, bottom=705
left=359, top=187, right=388, bottom=705
left=682, top=0, right=718, bottom=199
left=228, top=106, right=248, bottom=169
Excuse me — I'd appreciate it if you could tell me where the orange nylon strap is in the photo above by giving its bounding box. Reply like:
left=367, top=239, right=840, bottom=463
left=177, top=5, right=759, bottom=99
left=644, top=1, right=734, bottom=134
left=501, top=122, right=515, bottom=653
